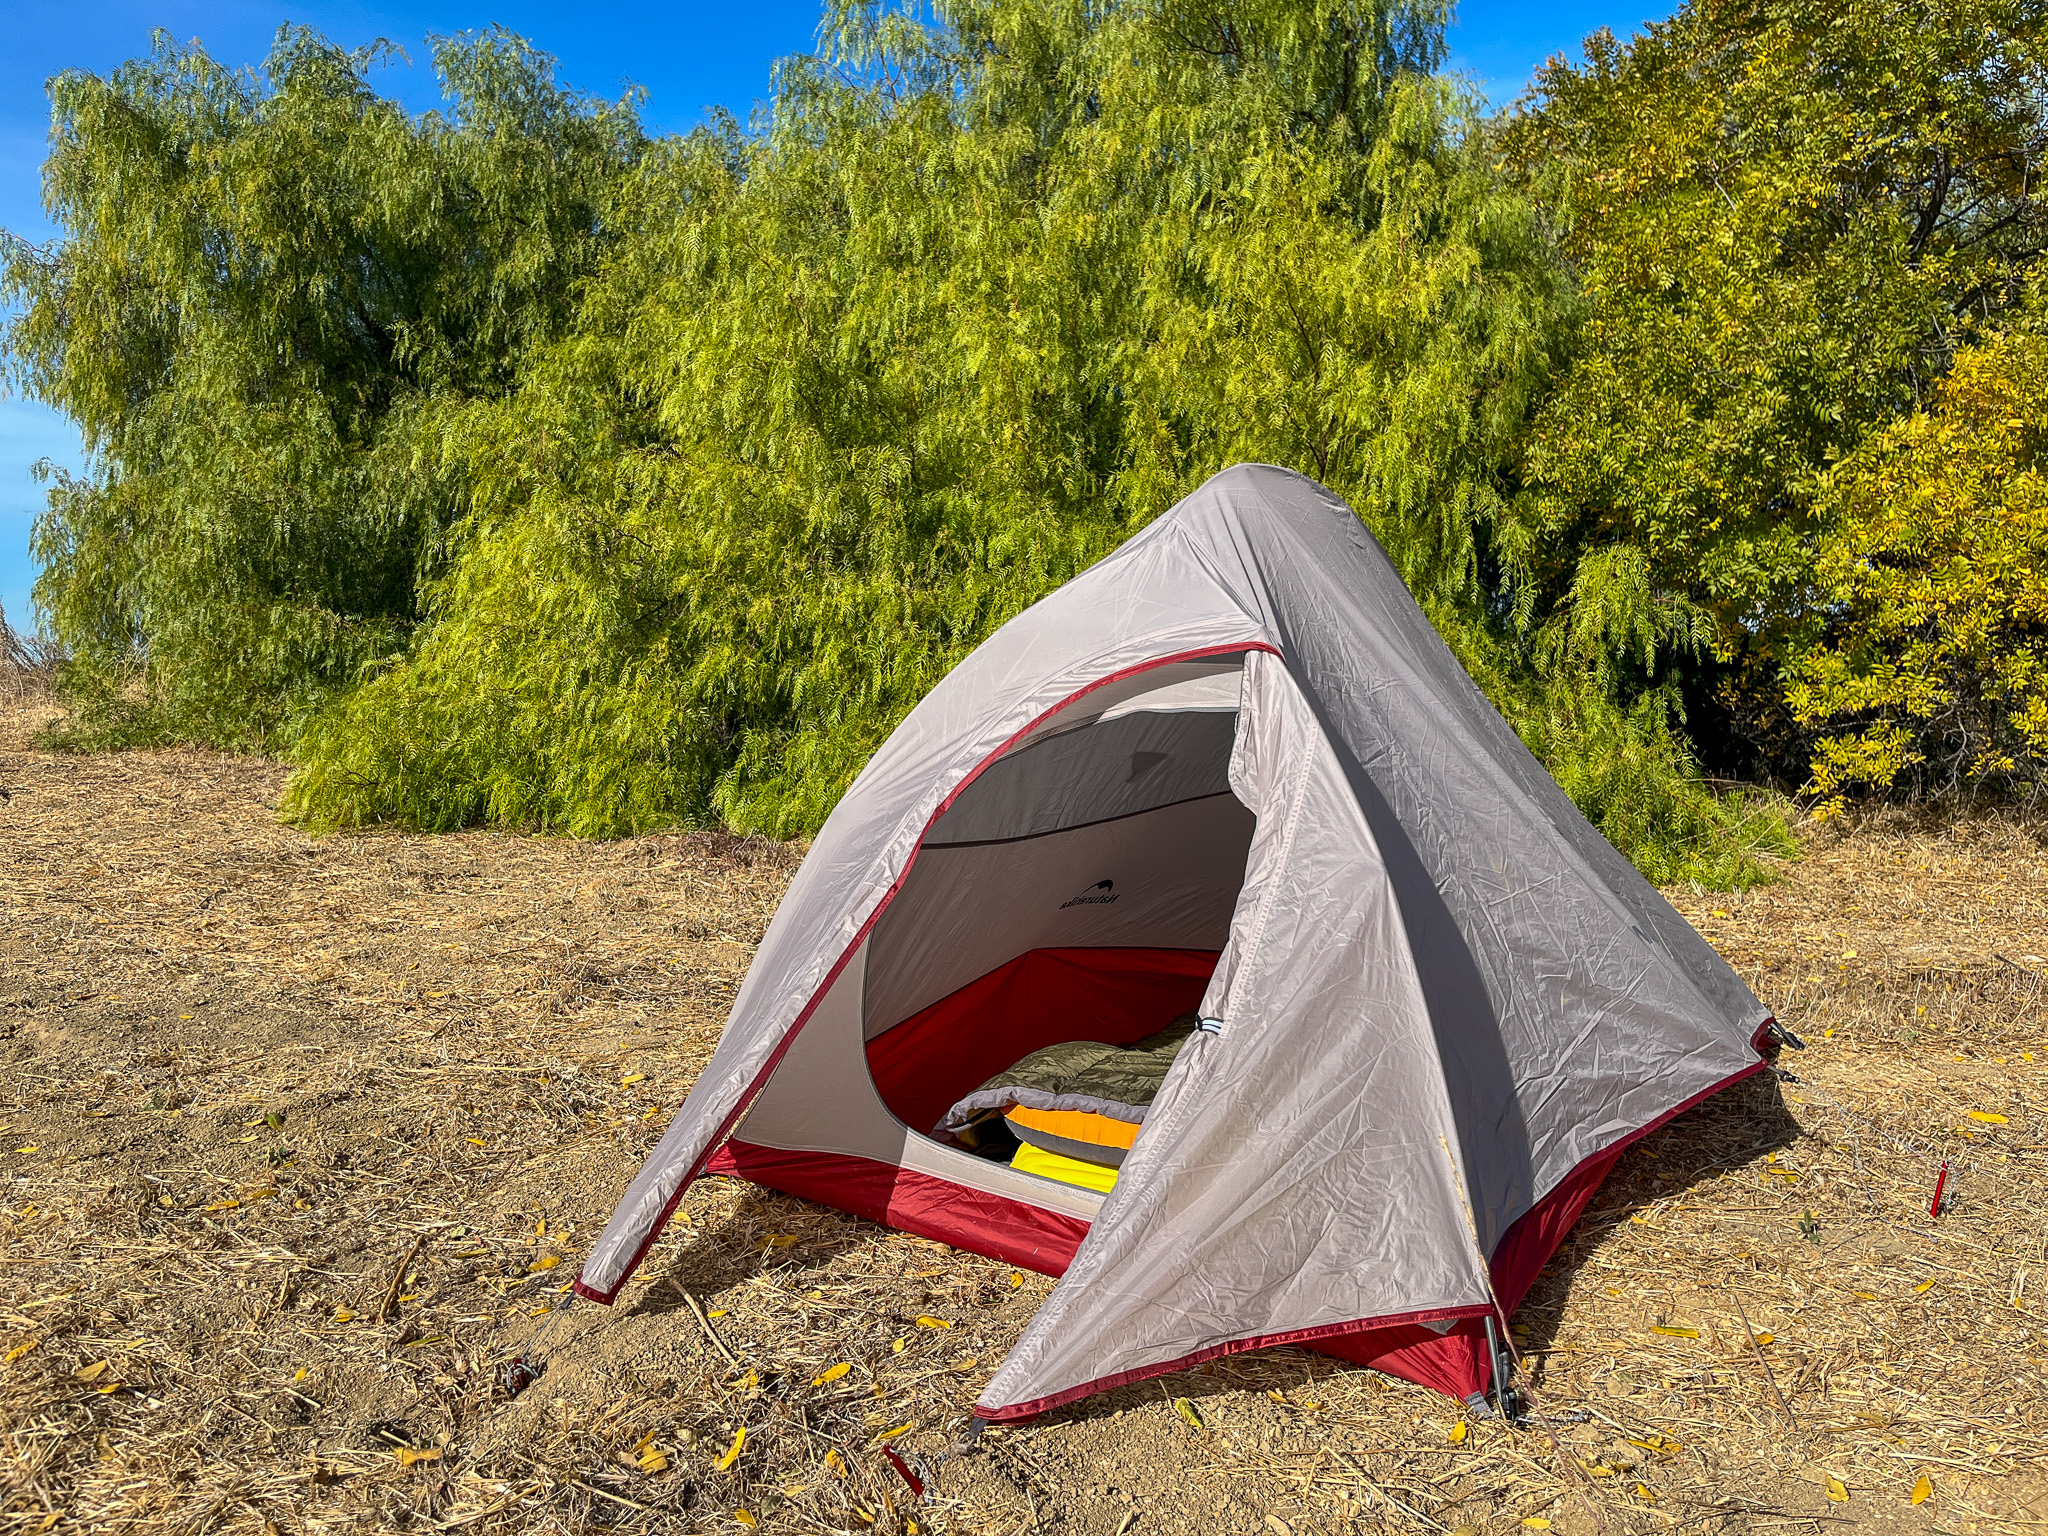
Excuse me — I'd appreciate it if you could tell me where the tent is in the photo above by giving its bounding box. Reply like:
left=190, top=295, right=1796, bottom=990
left=574, top=464, right=1771, bottom=1422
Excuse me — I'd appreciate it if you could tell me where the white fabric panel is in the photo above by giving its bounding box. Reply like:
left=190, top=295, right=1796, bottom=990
left=732, top=942, right=1106, bottom=1222
left=1096, top=670, right=1242, bottom=721
left=1010, top=659, right=1245, bottom=750
left=977, top=652, right=1491, bottom=1413
left=1172, top=474, right=1766, bottom=1256
left=924, top=707, right=1238, bottom=847
left=863, top=792, right=1256, bottom=1038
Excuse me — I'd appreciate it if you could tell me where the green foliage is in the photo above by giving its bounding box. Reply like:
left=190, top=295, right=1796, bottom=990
left=3, top=27, right=643, bottom=746
left=11, top=0, right=1841, bottom=885
left=1438, top=608, right=1796, bottom=886
left=289, top=0, right=1590, bottom=842
left=1499, top=0, right=2048, bottom=781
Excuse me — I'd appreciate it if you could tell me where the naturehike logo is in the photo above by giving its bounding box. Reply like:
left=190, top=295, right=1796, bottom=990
left=1060, top=879, right=1119, bottom=910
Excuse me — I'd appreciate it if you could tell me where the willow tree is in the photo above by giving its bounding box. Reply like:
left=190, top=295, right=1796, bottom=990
left=2, top=27, right=644, bottom=745
left=288, top=0, right=1613, bottom=846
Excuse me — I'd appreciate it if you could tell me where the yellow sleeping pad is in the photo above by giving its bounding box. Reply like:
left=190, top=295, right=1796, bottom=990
left=1011, top=1139, right=1120, bottom=1194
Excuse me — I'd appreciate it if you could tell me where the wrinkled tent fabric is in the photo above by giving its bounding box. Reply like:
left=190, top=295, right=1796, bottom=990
left=575, top=464, right=1771, bottom=1421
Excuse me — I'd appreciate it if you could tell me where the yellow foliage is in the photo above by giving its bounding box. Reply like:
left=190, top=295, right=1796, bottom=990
left=1792, top=320, right=2048, bottom=809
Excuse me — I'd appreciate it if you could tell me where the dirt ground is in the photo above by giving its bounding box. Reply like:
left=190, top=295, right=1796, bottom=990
left=3, top=689, right=2046, bottom=1536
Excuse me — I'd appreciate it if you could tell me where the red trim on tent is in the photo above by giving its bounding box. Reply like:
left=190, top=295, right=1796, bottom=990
left=866, top=947, right=1221, bottom=1137
left=572, top=642, right=1276, bottom=1304
left=974, top=1032, right=1777, bottom=1420
left=975, top=1305, right=1495, bottom=1423
left=1303, top=1141, right=1630, bottom=1401
left=704, top=1140, right=1093, bottom=1276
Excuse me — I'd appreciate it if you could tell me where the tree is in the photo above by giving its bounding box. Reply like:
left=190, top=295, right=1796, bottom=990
left=1790, top=306, right=2048, bottom=811
left=13, top=1, right=1808, bottom=882
left=2, top=27, right=643, bottom=746
left=286, top=0, right=1600, bottom=849
left=1498, top=0, right=2048, bottom=786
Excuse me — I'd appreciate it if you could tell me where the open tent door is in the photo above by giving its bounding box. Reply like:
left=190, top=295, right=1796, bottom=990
left=705, top=657, right=1263, bottom=1268
left=975, top=650, right=1496, bottom=1419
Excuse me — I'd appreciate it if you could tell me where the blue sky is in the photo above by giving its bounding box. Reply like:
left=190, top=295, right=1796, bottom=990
left=1, top=0, right=1666, bottom=635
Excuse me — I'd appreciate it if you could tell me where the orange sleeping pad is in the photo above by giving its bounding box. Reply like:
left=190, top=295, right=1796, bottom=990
left=1004, top=1104, right=1140, bottom=1163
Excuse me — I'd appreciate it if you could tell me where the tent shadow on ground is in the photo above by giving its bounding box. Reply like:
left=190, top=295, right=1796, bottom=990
left=1511, top=1070, right=1804, bottom=1371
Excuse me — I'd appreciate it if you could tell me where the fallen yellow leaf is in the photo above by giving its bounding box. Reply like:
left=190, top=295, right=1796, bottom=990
left=760, top=1233, right=798, bottom=1250
left=1911, top=1473, right=1933, bottom=1505
left=1650, top=1325, right=1700, bottom=1338
left=1968, top=1111, right=2009, bottom=1124
left=812, top=1362, right=852, bottom=1387
left=715, top=1426, right=746, bottom=1471
left=1522, top=1520, right=1551, bottom=1530
left=1010, top=1271, right=1024, bottom=1289
left=871, top=1422, right=914, bottom=1445
left=636, top=1446, right=668, bottom=1473
left=915, top=1315, right=953, bottom=1329
left=1915, top=1279, right=1938, bottom=1294
left=466, top=1137, right=486, bottom=1146
left=1173, top=1397, right=1203, bottom=1430
left=3, top=1339, right=37, bottom=1364
left=393, top=1446, right=442, bottom=1468
left=707, top=1309, right=730, bottom=1319
left=824, top=1449, right=846, bottom=1478
left=891, top=1337, right=906, bottom=1353
left=533, top=1255, right=562, bottom=1271
left=332, top=1308, right=355, bottom=1323
left=1754, top=1332, right=1775, bottom=1346
left=1448, top=1421, right=1468, bottom=1443
left=1827, top=1477, right=1848, bottom=1502
left=14, top=1146, right=37, bottom=1154
left=622, top=1074, right=646, bottom=1086
left=733, top=1514, right=756, bottom=1530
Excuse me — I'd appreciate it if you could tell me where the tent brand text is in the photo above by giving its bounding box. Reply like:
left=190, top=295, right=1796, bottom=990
left=1061, top=880, right=1120, bottom=909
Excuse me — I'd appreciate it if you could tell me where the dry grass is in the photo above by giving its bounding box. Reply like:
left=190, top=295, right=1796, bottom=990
left=0, top=611, right=63, bottom=706
left=2, top=682, right=2045, bottom=1535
